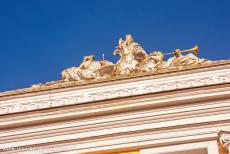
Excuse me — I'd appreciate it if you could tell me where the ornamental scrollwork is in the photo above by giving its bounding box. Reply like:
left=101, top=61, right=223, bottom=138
left=219, top=130, right=230, bottom=151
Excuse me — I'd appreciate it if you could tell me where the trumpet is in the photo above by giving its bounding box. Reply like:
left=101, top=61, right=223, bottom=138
left=164, top=45, right=199, bottom=55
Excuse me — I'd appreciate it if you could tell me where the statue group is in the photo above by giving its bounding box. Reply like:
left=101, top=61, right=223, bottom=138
left=62, top=35, right=211, bottom=81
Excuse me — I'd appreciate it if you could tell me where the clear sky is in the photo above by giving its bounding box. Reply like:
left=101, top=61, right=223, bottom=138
left=0, top=0, right=229, bottom=92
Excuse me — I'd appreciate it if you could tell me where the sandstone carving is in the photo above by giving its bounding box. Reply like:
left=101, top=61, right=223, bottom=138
left=219, top=131, right=230, bottom=152
left=28, top=34, right=211, bottom=86
left=113, top=34, right=148, bottom=75
left=60, top=35, right=211, bottom=81
left=162, top=48, right=211, bottom=68
left=62, top=55, right=114, bottom=81
left=112, top=35, right=211, bottom=76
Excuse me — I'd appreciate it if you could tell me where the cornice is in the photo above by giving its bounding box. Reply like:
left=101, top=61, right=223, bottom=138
left=0, top=65, right=230, bottom=116
left=0, top=82, right=230, bottom=153
left=0, top=85, right=229, bottom=129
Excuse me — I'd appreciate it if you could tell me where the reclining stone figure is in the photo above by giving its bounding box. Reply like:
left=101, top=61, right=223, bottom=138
left=62, top=55, right=114, bottom=81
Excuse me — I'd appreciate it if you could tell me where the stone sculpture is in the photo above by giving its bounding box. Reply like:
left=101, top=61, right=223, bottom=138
left=30, top=34, right=212, bottom=88
left=62, top=55, right=114, bottom=81
left=113, top=34, right=148, bottom=75
left=162, top=48, right=211, bottom=68
left=61, top=34, right=210, bottom=81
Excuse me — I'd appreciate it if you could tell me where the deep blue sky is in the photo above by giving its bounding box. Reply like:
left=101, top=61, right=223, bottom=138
left=0, top=0, right=230, bottom=92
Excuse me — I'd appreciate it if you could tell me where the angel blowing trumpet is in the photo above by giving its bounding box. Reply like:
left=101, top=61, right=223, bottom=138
left=61, top=35, right=211, bottom=81
left=163, top=45, right=199, bottom=57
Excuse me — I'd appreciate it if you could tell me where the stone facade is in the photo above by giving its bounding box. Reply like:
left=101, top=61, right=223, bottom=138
left=0, top=60, right=230, bottom=154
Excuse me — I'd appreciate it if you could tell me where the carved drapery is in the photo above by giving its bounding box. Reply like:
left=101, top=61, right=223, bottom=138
left=60, top=34, right=210, bottom=81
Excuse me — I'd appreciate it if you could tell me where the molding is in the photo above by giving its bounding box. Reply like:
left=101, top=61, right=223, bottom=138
left=1, top=113, right=230, bottom=149
left=1, top=97, right=230, bottom=152
left=0, top=85, right=229, bottom=129
left=2, top=123, right=229, bottom=154
left=0, top=86, right=230, bottom=153
left=0, top=98, right=229, bottom=138
left=0, top=66, right=230, bottom=116
left=1, top=105, right=230, bottom=144
left=1, top=64, right=230, bottom=154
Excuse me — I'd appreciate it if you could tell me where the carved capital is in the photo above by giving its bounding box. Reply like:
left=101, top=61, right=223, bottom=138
left=219, top=131, right=230, bottom=152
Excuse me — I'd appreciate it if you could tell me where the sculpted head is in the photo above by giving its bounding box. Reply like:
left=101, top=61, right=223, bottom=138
left=173, top=49, right=182, bottom=57
left=150, top=51, right=164, bottom=63
left=83, top=55, right=95, bottom=62
left=150, top=51, right=164, bottom=59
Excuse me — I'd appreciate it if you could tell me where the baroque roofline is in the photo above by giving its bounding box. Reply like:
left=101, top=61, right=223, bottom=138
left=0, top=34, right=230, bottom=98
left=0, top=60, right=229, bottom=98
left=0, top=64, right=230, bottom=115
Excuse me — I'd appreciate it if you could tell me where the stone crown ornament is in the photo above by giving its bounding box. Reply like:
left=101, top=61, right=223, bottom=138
left=61, top=34, right=211, bottom=82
